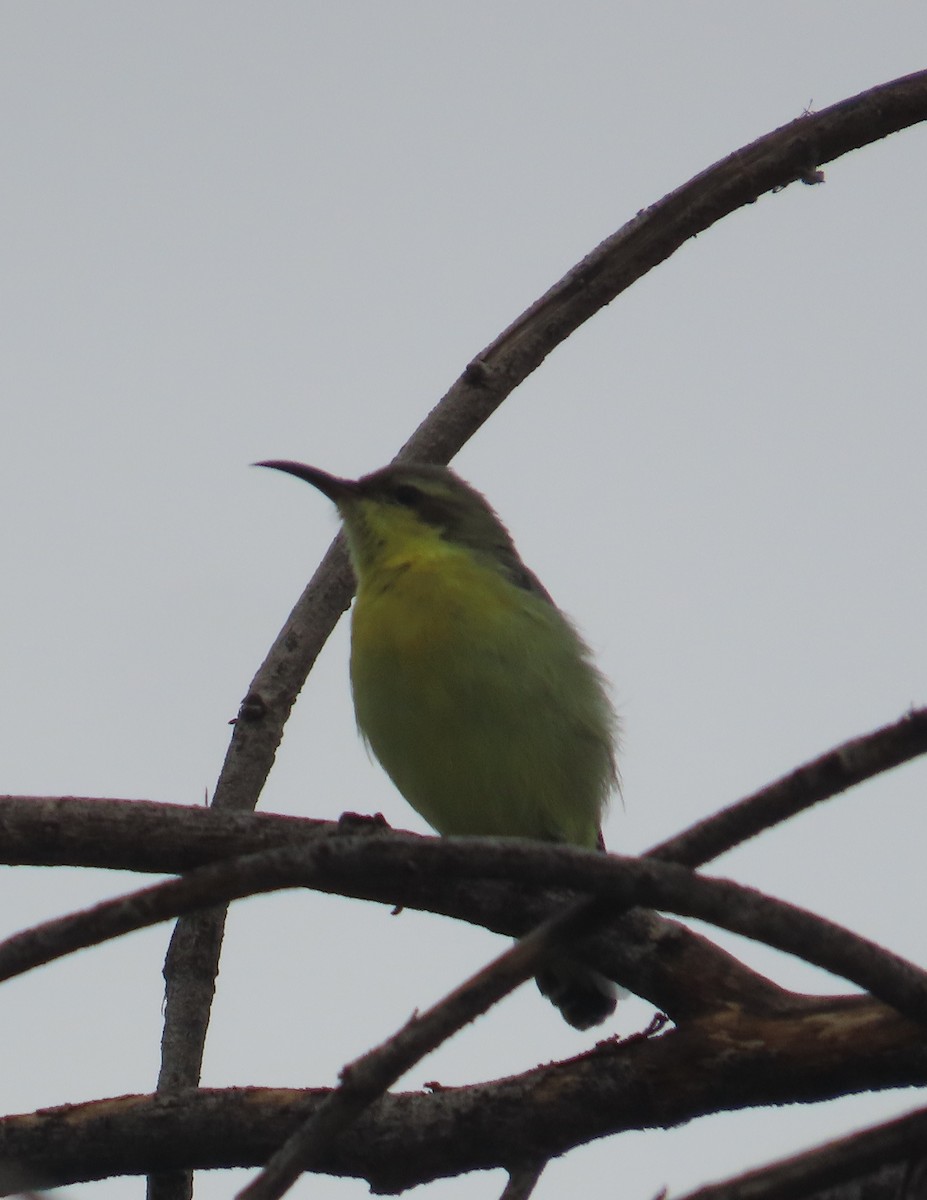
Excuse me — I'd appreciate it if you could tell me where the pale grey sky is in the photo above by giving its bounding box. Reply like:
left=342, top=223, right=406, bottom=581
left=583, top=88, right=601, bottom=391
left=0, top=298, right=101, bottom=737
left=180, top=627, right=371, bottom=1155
left=2, top=6, right=926, bottom=1199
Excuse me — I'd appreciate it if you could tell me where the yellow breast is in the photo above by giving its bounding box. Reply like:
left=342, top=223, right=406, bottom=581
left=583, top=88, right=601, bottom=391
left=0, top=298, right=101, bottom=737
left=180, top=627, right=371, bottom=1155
left=348, top=544, right=607, bottom=847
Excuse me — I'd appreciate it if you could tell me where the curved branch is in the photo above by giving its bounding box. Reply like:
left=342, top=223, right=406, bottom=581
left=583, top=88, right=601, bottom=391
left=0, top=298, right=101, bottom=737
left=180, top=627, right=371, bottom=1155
left=0, top=797, right=789, bottom=1017
left=5, top=827, right=927, bottom=1028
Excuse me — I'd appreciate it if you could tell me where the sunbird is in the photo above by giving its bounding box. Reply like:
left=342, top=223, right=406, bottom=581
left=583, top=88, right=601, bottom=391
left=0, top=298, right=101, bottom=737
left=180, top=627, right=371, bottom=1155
left=258, top=459, right=620, bottom=1028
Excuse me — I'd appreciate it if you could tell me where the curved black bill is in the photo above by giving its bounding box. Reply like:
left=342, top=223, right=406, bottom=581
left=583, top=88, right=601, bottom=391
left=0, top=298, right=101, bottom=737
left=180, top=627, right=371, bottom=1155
left=254, top=460, right=358, bottom=503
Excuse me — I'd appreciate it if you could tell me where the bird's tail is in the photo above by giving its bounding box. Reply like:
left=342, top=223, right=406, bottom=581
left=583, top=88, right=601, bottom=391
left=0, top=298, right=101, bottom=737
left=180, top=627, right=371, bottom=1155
left=535, top=957, right=617, bottom=1030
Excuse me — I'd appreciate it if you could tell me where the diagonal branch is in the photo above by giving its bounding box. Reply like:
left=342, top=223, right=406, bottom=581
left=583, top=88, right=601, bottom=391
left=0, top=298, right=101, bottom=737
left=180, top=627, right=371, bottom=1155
left=234, top=901, right=598, bottom=1200
left=673, top=1104, right=927, bottom=1200
left=498, top=1164, right=546, bottom=1200
left=648, top=706, right=927, bottom=867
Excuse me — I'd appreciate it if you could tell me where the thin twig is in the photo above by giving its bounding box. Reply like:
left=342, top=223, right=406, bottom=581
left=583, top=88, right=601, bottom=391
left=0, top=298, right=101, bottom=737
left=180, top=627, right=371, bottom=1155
left=499, top=1162, right=546, bottom=1200
left=648, top=707, right=927, bottom=867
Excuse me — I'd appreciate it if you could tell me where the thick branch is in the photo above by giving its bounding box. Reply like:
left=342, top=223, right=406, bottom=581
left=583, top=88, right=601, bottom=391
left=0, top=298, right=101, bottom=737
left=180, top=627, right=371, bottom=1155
left=0, top=798, right=782, bottom=1016
left=4, top=708, right=926, bottom=875
left=0, top=795, right=332, bottom=873
left=6, top=828, right=927, bottom=1041
left=0, top=1001, right=922, bottom=1196
left=0, top=830, right=768, bottom=1017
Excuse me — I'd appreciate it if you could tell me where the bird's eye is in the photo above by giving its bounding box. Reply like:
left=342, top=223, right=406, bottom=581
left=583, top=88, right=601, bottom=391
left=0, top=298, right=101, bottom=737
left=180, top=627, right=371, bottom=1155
left=392, top=484, right=422, bottom=507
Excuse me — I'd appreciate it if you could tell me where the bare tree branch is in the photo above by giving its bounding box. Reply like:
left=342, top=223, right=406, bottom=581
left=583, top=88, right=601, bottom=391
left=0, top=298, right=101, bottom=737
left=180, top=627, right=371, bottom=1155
left=0, top=794, right=334, bottom=872
left=0, top=796, right=788, bottom=1016
left=1, top=1003, right=924, bottom=1196
left=499, top=1163, right=546, bottom=1200
left=672, top=1105, right=927, bottom=1200
left=4, top=708, right=925, bottom=875
left=197, top=727, right=927, bottom=1200
left=649, top=707, right=927, bottom=867
left=234, top=908, right=583, bottom=1200
left=5, top=816, right=927, bottom=1030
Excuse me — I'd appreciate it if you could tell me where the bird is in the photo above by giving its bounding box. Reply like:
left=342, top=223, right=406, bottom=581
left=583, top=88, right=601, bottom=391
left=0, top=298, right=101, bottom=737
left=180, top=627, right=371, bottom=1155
left=257, top=458, right=620, bottom=1028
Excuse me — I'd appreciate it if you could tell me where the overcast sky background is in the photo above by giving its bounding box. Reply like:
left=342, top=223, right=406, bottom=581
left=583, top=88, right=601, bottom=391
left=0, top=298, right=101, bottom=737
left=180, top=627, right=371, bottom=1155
left=2, top=6, right=926, bottom=1200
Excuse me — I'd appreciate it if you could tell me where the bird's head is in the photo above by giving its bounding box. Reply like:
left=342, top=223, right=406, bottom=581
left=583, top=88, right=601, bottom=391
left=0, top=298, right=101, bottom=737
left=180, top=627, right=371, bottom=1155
left=255, top=460, right=542, bottom=592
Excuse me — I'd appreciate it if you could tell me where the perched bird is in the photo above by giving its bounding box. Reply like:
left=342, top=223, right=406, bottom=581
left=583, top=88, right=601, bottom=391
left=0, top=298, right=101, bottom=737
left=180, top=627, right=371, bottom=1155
left=257, top=459, right=620, bottom=1028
